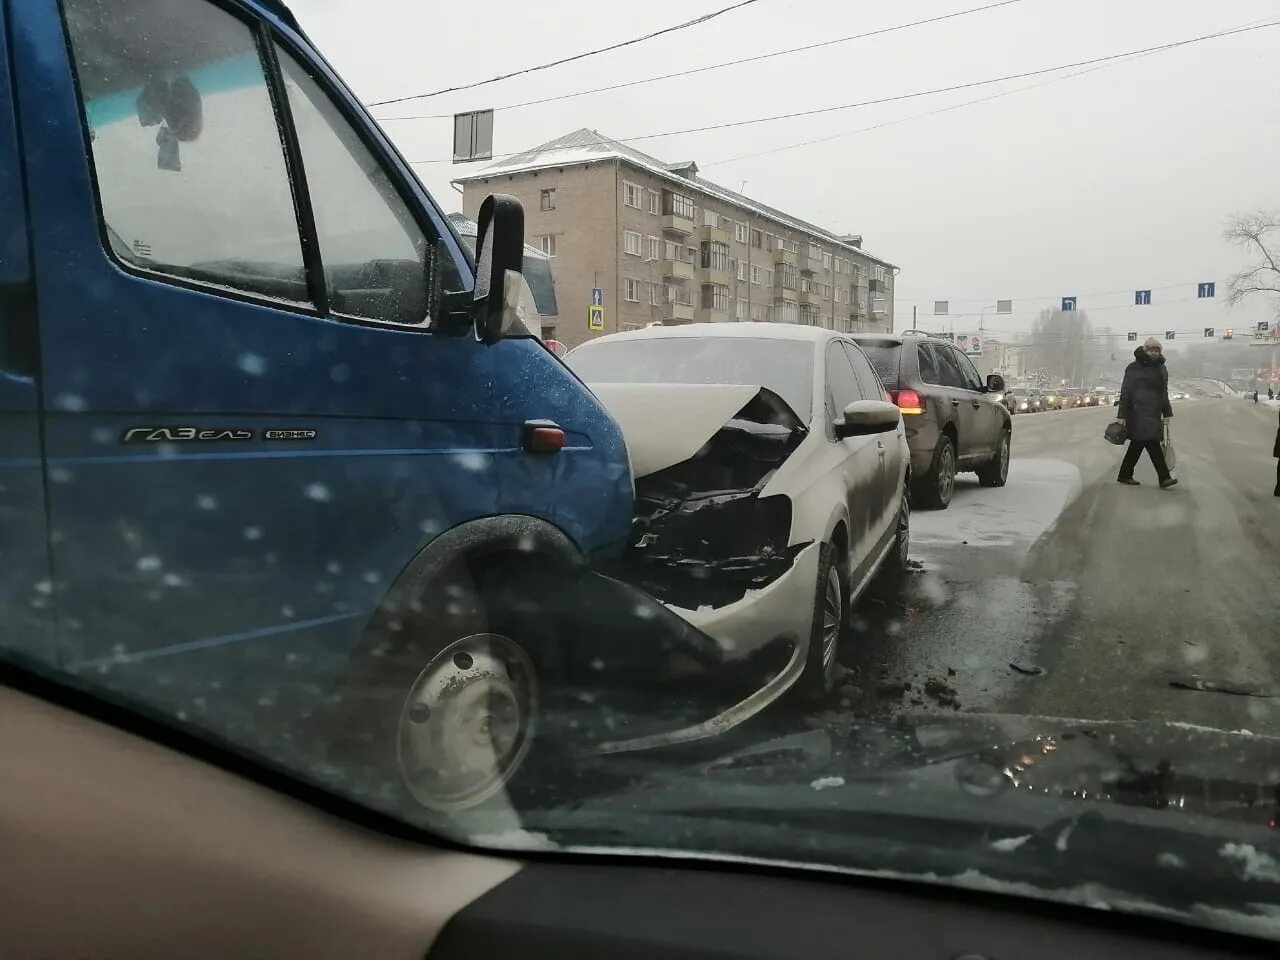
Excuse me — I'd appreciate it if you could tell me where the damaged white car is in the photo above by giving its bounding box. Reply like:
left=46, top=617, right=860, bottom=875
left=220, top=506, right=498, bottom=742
left=565, top=323, right=911, bottom=717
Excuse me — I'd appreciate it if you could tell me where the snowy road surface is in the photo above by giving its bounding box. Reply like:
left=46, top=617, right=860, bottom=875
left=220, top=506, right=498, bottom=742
left=786, top=396, right=1280, bottom=737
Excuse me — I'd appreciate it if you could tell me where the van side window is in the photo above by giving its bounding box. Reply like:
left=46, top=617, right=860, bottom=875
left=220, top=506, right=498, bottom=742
left=825, top=341, right=864, bottom=423
left=62, top=0, right=309, bottom=304
left=932, top=345, right=967, bottom=389
left=843, top=342, right=885, bottom=400
left=278, top=49, right=447, bottom=326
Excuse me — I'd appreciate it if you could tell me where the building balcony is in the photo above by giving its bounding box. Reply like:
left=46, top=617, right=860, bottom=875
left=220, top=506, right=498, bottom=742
left=798, top=289, right=820, bottom=306
left=797, top=254, right=818, bottom=275
left=663, top=213, right=695, bottom=236
left=774, top=248, right=797, bottom=267
left=699, top=264, right=731, bottom=285
left=666, top=301, right=696, bottom=322
left=663, top=258, right=695, bottom=281
left=773, top=282, right=798, bottom=301
left=697, top=224, right=730, bottom=245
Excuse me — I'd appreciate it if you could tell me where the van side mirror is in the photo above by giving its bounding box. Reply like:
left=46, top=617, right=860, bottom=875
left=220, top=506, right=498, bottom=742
left=472, top=194, right=525, bottom=344
left=835, top=400, right=900, bottom=438
left=986, top=373, right=1006, bottom=393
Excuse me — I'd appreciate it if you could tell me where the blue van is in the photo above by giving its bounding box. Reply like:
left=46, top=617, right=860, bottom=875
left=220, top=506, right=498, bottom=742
left=0, top=0, right=632, bottom=810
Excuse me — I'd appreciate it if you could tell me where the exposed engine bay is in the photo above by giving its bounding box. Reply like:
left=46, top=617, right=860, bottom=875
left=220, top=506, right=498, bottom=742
left=596, top=386, right=812, bottom=610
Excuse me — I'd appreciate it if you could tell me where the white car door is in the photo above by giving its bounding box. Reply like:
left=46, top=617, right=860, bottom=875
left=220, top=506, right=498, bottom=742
left=844, top=340, right=903, bottom=536
left=822, top=342, right=884, bottom=585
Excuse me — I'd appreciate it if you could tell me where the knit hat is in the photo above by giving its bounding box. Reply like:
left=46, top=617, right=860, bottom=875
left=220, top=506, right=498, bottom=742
left=1143, top=337, right=1162, bottom=349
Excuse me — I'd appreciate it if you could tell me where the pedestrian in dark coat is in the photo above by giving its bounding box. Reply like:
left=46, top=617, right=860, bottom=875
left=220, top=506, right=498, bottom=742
left=1116, top=338, right=1176, bottom=488
left=1273, top=409, right=1279, bottom=497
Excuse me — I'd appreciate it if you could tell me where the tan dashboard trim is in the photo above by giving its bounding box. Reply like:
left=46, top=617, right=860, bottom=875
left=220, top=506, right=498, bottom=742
left=0, top=685, right=522, bottom=960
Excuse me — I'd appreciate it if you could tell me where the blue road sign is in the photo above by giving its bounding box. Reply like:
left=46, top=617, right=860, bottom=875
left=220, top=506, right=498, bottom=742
left=1204, top=328, right=1214, bottom=338
left=1165, top=330, right=1176, bottom=340
left=1135, top=290, right=1151, bottom=305
left=1061, top=296, right=1077, bottom=311
left=1260, top=321, right=1270, bottom=332
left=1127, top=332, right=1137, bottom=341
left=1197, top=282, right=1215, bottom=299
left=591, top=288, right=603, bottom=307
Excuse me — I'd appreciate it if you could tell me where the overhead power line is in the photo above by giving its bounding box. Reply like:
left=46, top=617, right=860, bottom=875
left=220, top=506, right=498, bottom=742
left=611, top=20, right=1280, bottom=143
left=368, top=0, right=763, bottom=107
left=409, top=19, right=1280, bottom=166
left=376, top=0, right=1025, bottom=121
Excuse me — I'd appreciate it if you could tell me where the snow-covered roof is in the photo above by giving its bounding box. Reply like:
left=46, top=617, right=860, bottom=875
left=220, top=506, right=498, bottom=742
left=453, top=128, right=897, bottom=270
left=576, top=321, right=848, bottom=346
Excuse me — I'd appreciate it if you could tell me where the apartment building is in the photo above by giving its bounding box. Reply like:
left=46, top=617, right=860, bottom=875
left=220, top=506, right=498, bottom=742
left=455, top=128, right=897, bottom=350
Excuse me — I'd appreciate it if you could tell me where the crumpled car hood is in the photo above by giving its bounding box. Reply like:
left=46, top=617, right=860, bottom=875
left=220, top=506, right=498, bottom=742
left=587, top=382, right=801, bottom=478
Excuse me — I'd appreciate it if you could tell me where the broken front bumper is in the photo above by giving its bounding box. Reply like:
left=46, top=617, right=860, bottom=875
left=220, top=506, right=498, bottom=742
left=668, top=541, right=820, bottom=662
left=591, top=542, right=820, bottom=756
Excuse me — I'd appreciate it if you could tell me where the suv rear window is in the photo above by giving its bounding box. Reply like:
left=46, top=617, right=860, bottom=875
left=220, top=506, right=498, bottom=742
left=853, top=341, right=901, bottom=388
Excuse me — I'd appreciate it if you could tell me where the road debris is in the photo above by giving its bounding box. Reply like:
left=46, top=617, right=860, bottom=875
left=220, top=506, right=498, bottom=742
left=1009, top=661, right=1045, bottom=676
left=810, top=776, right=845, bottom=791
left=923, top=677, right=959, bottom=709
left=1169, top=677, right=1278, bottom=698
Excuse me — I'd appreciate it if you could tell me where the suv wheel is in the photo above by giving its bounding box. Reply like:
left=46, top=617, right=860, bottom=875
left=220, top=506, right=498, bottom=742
left=977, top=430, right=1010, bottom=488
left=916, top=433, right=956, bottom=509
left=798, top=543, right=843, bottom=701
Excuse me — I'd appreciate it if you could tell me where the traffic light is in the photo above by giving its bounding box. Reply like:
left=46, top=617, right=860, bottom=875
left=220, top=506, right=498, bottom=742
left=1224, top=328, right=1234, bottom=340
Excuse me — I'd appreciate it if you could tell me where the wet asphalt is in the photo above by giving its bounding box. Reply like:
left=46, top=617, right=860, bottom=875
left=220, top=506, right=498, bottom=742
left=756, top=396, right=1280, bottom=742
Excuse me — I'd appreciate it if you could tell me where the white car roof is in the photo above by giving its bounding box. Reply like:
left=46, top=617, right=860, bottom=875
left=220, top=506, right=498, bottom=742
left=573, top=322, right=846, bottom=348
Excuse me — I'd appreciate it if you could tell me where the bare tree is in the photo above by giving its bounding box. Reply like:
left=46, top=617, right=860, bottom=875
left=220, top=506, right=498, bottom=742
left=1224, top=210, right=1280, bottom=318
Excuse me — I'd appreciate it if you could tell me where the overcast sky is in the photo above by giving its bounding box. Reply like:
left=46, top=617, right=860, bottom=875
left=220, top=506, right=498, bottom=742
left=289, top=0, right=1280, bottom=339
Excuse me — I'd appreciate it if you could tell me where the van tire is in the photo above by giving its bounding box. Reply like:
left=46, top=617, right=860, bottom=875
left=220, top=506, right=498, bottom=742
left=870, top=488, right=911, bottom=598
left=325, top=559, right=567, bottom=814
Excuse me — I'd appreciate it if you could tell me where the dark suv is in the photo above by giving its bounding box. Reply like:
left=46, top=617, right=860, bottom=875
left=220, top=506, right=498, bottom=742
left=854, top=334, right=1012, bottom=509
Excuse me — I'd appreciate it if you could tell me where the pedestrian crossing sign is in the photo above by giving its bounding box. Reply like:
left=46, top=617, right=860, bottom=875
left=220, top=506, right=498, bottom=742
left=588, top=305, right=604, bottom=331
left=1127, top=332, right=1137, bottom=341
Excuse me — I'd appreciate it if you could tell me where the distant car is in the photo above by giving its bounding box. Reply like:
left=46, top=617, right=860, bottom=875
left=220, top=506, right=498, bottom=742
left=854, top=333, right=1011, bottom=509
left=1006, top=389, right=1036, bottom=414
left=568, top=323, right=911, bottom=701
left=1042, top=391, right=1065, bottom=411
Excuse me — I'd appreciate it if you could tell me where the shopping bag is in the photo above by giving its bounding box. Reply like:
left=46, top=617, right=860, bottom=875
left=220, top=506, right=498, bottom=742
left=1162, top=418, right=1177, bottom=474
left=1104, top=421, right=1127, bottom=445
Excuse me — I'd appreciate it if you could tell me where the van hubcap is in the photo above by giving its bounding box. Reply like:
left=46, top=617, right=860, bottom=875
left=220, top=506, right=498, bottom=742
left=998, top=435, right=1010, bottom=482
left=397, top=633, right=535, bottom=811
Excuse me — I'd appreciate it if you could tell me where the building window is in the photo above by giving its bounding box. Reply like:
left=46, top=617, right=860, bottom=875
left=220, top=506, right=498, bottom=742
left=737, top=260, right=748, bottom=282
left=666, top=283, right=694, bottom=306
left=776, top=300, right=798, bottom=324
left=833, top=257, right=844, bottom=274
left=750, top=264, right=765, bottom=285
left=701, top=241, right=729, bottom=271
left=624, top=230, right=642, bottom=256
left=736, top=299, right=747, bottom=320
left=703, top=209, right=719, bottom=228
left=822, top=283, right=832, bottom=300
left=735, top=222, right=749, bottom=244
left=623, top=181, right=644, bottom=209
left=623, top=278, right=641, bottom=302
left=663, top=190, right=695, bottom=219
left=651, top=283, right=662, bottom=306
left=647, top=189, right=660, bottom=214
left=663, top=240, right=693, bottom=263
left=538, top=234, right=557, bottom=257
left=540, top=188, right=556, bottom=211
left=873, top=265, right=888, bottom=283
left=750, top=302, right=766, bottom=322
left=822, top=251, right=832, bottom=270
left=646, top=235, right=661, bottom=261
left=750, top=228, right=763, bottom=249
left=778, top=262, right=797, bottom=290
left=799, top=276, right=811, bottom=293
left=702, top=283, right=730, bottom=312
left=809, top=243, right=822, bottom=260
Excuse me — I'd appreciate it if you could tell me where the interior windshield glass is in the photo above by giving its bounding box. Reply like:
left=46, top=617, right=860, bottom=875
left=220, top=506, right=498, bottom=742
left=7, top=0, right=1280, bottom=944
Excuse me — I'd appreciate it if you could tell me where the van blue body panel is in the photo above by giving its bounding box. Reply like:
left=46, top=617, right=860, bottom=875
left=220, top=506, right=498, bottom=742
left=0, top=4, right=54, bottom=664
left=2, top=0, right=633, bottom=724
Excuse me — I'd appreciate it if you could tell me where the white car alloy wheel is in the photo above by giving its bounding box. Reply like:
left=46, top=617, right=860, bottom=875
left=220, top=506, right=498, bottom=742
left=396, top=632, right=536, bottom=811
left=822, top=563, right=842, bottom=680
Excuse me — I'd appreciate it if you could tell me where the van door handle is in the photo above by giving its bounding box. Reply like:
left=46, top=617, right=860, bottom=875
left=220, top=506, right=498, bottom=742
left=951, top=398, right=960, bottom=407
left=972, top=399, right=981, bottom=408
left=522, top=419, right=565, bottom=454
left=876, top=440, right=886, bottom=457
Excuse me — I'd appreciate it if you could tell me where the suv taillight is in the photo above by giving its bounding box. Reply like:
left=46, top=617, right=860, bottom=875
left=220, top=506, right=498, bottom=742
left=891, top=389, right=924, bottom=415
